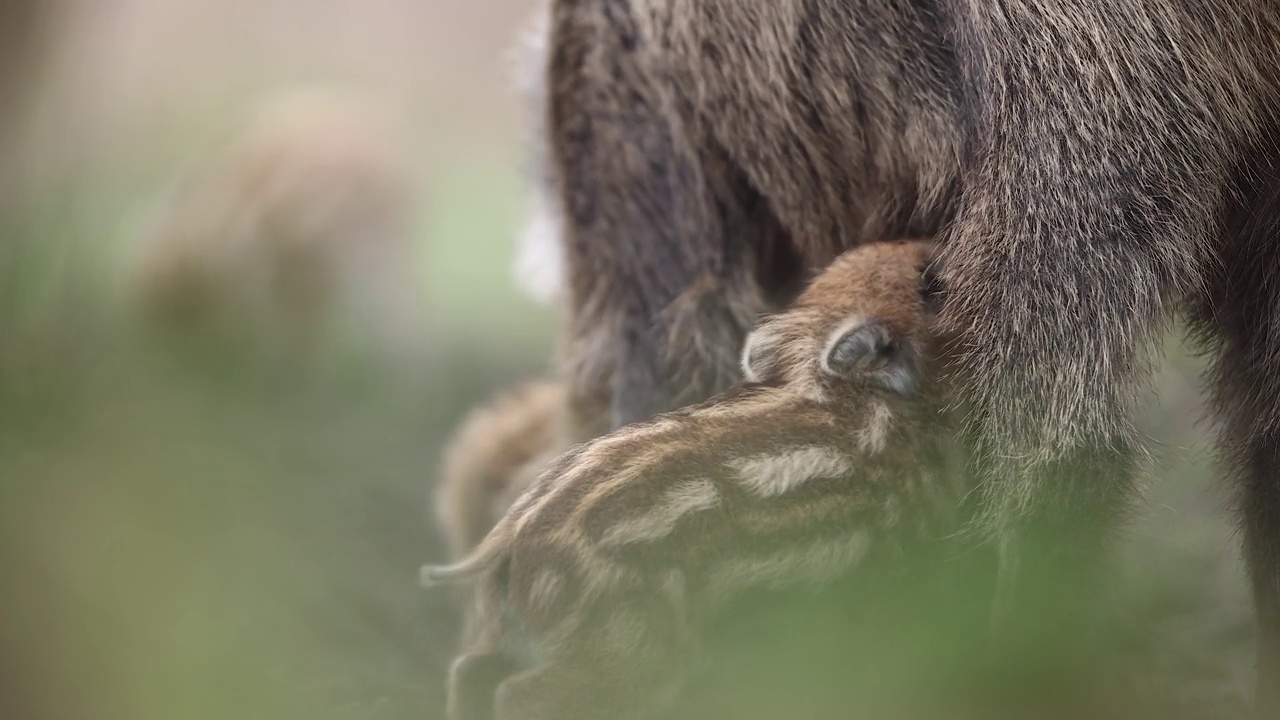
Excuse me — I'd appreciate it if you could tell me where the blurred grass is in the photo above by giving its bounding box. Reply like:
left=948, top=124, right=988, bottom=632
left=0, top=151, right=1260, bottom=719
left=423, top=149, right=555, bottom=349
left=0, top=127, right=559, bottom=719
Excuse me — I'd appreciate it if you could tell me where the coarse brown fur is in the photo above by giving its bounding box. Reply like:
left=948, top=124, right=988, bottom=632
left=424, top=241, right=965, bottom=720
left=508, top=1, right=615, bottom=445
left=542, top=0, right=1280, bottom=708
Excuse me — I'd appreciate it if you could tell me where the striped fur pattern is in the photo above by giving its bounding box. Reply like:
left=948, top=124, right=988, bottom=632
left=433, top=378, right=573, bottom=648
left=435, top=378, right=571, bottom=565
left=423, top=241, right=962, bottom=720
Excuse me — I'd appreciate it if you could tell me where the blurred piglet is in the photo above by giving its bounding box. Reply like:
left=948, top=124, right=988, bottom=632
left=125, top=89, right=426, bottom=372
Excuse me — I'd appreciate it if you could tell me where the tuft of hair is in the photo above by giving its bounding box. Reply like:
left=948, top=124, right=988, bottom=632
left=508, top=1, right=565, bottom=307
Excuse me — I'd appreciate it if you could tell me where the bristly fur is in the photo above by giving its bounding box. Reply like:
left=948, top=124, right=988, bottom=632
left=427, top=241, right=966, bottom=720
left=433, top=379, right=569, bottom=564
left=429, top=375, right=581, bottom=648
left=543, top=0, right=1280, bottom=707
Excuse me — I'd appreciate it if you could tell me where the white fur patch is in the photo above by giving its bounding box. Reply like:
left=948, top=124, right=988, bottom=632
left=528, top=568, right=564, bottom=610
left=858, top=401, right=894, bottom=453
left=705, top=531, right=871, bottom=600
left=879, top=367, right=916, bottom=396
left=600, top=480, right=721, bottom=546
left=512, top=199, right=564, bottom=305
left=729, top=446, right=854, bottom=498
left=509, top=1, right=551, bottom=97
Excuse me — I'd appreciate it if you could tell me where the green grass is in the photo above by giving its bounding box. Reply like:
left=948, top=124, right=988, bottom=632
left=0, top=134, right=554, bottom=720
left=0, top=141, right=1258, bottom=720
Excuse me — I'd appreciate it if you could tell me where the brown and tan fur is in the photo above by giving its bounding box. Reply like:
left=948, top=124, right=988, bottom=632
left=424, top=241, right=962, bottom=720
left=434, top=378, right=574, bottom=648
left=125, top=89, right=422, bottom=366
left=542, top=0, right=1280, bottom=706
left=435, top=379, right=572, bottom=570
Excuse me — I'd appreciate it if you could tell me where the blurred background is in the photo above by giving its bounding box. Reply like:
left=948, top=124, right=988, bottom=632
left=1, top=2, right=554, bottom=719
left=0, top=2, right=1258, bottom=719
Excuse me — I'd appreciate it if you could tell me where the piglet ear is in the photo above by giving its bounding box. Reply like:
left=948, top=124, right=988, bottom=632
left=823, top=320, right=917, bottom=396
left=741, top=324, right=783, bottom=383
